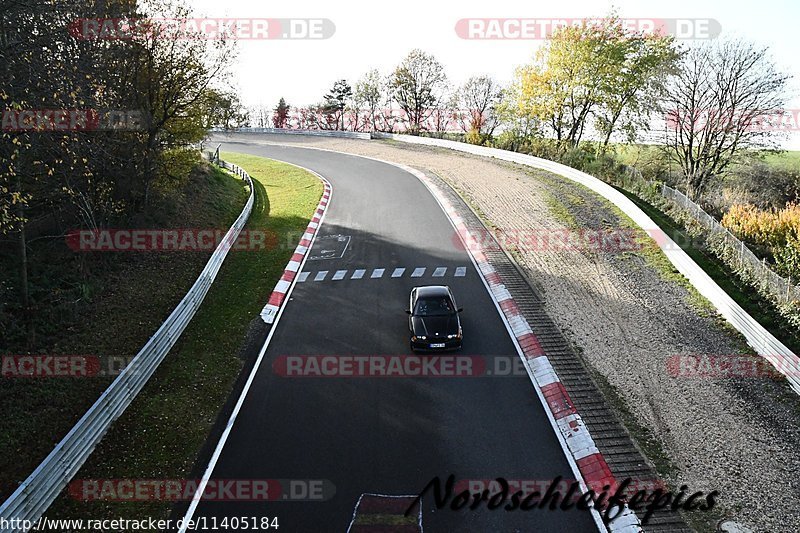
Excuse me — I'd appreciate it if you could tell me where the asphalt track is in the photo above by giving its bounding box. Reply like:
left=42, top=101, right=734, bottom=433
left=182, top=135, right=600, bottom=532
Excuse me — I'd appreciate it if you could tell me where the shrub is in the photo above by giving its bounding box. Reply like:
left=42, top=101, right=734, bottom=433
left=774, top=235, right=800, bottom=279
left=728, top=160, right=800, bottom=210
left=722, top=203, right=800, bottom=249
left=465, top=128, right=490, bottom=146
left=722, top=203, right=800, bottom=278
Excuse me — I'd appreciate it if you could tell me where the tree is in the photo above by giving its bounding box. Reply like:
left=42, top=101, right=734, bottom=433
left=454, top=75, right=503, bottom=142
left=354, top=69, right=385, bottom=131
left=322, top=80, right=352, bottom=130
left=428, top=89, right=455, bottom=137
left=0, top=0, right=234, bottom=345
left=664, top=39, right=789, bottom=198
left=593, top=26, right=678, bottom=147
left=273, top=98, right=290, bottom=128
left=511, top=23, right=613, bottom=146
left=200, top=90, right=248, bottom=130
left=496, top=79, right=544, bottom=150
left=250, top=104, right=271, bottom=128
left=507, top=15, right=678, bottom=149
left=390, top=49, right=448, bottom=134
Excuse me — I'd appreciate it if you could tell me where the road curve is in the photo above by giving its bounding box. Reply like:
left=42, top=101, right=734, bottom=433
left=180, top=136, right=600, bottom=532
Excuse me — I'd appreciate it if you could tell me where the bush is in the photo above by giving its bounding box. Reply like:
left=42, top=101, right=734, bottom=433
left=774, top=235, right=800, bottom=278
left=491, top=133, right=564, bottom=159
left=722, top=203, right=800, bottom=249
left=727, top=160, right=800, bottom=210
left=465, top=128, right=490, bottom=146
left=722, top=203, right=800, bottom=278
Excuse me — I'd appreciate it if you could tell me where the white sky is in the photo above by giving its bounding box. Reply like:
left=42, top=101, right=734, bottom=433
left=188, top=0, right=800, bottom=148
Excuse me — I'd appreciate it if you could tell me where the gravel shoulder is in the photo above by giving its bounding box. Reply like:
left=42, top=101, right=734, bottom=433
left=215, top=134, right=800, bottom=532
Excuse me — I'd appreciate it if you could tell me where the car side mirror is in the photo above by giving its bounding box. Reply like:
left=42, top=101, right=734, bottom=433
left=457, top=307, right=463, bottom=313
left=405, top=309, right=411, bottom=314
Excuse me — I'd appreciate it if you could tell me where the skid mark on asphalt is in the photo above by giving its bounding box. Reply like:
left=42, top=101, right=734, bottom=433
left=296, top=266, right=468, bottom=283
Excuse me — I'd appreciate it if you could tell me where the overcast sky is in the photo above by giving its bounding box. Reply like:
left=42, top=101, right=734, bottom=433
left=187, top=0, right=800, bottom=148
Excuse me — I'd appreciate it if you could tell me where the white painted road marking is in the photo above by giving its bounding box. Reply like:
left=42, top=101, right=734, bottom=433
left=298, top=266, right=468, bottom=282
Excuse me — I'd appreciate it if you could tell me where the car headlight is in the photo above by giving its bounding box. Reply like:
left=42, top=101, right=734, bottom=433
left=412, top=335, right=427, bottom=341
left=447, top=333, right=461, bottom=339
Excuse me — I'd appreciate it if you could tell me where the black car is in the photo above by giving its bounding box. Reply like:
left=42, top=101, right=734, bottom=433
left=406, top=285, right=463, bottom=352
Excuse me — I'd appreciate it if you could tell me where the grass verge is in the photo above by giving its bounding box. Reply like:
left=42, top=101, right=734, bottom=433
left=40, top=154, right=322, bottom=522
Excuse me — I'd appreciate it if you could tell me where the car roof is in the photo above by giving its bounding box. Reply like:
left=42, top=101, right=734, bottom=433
left=413, top=285, right=451, bottom=297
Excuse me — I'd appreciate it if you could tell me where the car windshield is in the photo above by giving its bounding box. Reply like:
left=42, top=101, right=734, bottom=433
left=414, top=296, right=454, bottom=316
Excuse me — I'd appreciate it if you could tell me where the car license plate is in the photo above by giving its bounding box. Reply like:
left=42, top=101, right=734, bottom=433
left=430, top=343, right=446, bottom=348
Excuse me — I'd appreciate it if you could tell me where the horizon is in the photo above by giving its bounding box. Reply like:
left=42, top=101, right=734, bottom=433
left=188, top=0, right=800, bottom=149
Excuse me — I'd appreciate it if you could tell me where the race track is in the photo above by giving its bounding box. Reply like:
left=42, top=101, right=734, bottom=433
left=180, top=136, right=600, bottom=532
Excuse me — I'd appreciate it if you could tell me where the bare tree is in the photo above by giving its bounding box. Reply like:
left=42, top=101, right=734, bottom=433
left=454, top=75, right=503, bottom=139
left=665, top=39, right=789, bottom=198
left=250, top=104, right=271, bottom=128
left=390, top=49, right=448, bottom=134
left=428, top=89, right=455, bottom=137
left=354, top=69, right=385, bottom=131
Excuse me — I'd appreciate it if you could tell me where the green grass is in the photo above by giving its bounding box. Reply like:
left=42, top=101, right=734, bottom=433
left=759, top=150, right=800, bottom=170
left=46, top=154, right=322, bottom=522
left=609, top=142, right=800, bottom=173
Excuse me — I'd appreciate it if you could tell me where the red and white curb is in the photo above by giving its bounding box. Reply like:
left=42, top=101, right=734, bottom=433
left=179, top=160, right=332, bottom=533
left=400, top=164, right=641, bottom=533
left=260, top=177, right=332, bottom=324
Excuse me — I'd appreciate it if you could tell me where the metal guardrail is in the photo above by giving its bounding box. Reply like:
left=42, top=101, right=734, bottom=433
left=371, top=132, right=800, bottom=395
left=211, top=126, right=371, bottom=140
left=0, top=151, right=255, bottom=532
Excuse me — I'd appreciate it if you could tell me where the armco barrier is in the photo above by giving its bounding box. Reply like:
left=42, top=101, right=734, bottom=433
left=371, top=132, right=800, bottom=395
left=0, top=157, right=254, bottom=532
left=212, top=127, right=371, bottom=140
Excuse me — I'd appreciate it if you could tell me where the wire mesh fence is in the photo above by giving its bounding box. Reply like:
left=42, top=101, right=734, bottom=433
left=661, top=183, right=800, bottom=305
